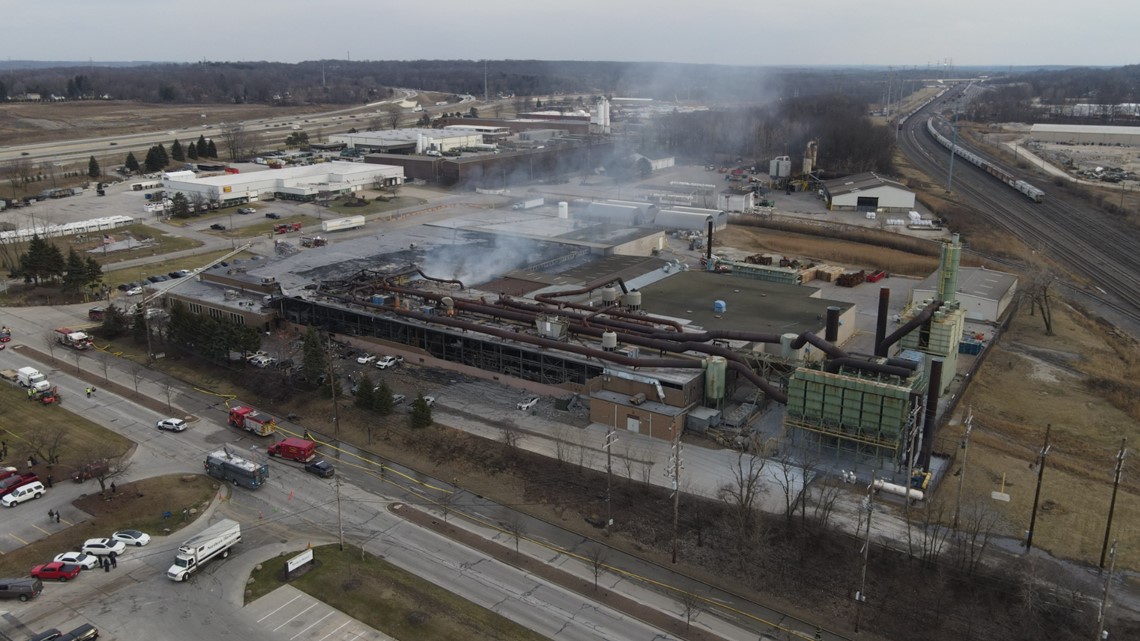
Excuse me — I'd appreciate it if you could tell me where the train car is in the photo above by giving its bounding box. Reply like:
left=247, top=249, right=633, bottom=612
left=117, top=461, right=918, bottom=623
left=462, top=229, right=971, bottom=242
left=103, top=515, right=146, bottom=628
left=926, top=118, right=1044, bottom=204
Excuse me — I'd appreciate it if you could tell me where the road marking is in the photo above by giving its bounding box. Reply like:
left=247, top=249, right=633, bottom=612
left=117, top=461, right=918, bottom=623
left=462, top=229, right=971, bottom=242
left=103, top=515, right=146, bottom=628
left=8, top=533, right=29, bottom=545
left=315, top=620, right=350, bottom=641
left=33, top=524, right=52, bottom=535
left=273, top=602, right=318, bottom=631
left=290, top=610, right=335, bottom=640
left=257, top=593, right=303, bottom=623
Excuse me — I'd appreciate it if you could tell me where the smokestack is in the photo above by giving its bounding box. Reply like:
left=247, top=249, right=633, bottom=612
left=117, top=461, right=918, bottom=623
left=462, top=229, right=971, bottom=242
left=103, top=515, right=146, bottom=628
left=706, top=220, right=713, bottom=265
left=919, top=358, right=943, bottom=470
left=937, top=233, right=961, bottom=303
left=874, top=287, right=890, bottom=357
left=825, top=306, right=841, bottom=343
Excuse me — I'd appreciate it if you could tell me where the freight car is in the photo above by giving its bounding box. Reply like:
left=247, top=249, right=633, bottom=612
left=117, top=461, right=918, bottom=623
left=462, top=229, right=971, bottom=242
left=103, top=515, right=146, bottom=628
left=926, top=118, right=1044, bottom=203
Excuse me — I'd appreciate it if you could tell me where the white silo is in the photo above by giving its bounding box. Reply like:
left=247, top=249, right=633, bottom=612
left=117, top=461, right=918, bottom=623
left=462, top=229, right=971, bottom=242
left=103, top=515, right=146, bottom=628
left=558, top=201, right=569, bottom=219
left=416, top=134, right=424, bottom=154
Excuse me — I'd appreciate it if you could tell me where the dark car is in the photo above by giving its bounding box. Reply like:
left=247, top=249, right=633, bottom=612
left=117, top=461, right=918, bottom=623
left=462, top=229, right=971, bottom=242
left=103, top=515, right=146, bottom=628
left=264, top=212, right=281, bottom=220
left=304, top=460, right=335, bottom=478
left=146, top=275, right=161, bottom=283
left=58, top=624, right=99, bottom=641
left=30, top=563, right=81, bottom=582
left=29, top=629, right=63, bottom=641
left=155, top=275, right=169, bottom=282
left=209, top=223, right=226, bottom=230
left=168, top=271, right=183, bottom=279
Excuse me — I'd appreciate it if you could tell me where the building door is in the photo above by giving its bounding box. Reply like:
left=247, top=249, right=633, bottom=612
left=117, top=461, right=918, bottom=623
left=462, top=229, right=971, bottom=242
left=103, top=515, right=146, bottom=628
left=626, top=416, right=640, bottom=433
left=856, top=196, right=879, bottom=211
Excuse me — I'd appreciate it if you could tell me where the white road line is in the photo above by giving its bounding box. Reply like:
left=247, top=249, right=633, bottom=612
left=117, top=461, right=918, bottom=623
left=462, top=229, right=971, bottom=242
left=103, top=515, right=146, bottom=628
left=291, top=610, right=336, bottom=640
left=257, top=593, right=303, bottom=623
left=315, top=620, right=350, bottom=641
left=273, top=603, right=319, bottom=631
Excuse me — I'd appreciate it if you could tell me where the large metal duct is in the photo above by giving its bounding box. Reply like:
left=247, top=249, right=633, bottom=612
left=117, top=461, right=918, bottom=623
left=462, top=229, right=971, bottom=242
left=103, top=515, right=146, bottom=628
left=825, top=306, right=841, bottom=343
left=877, top=299, right=942, bottom=357
left=919, top=359, right=943, bottom=469
left=415, top=269, right=466, bottom=291
left=874, top=287, right=890, bottom=358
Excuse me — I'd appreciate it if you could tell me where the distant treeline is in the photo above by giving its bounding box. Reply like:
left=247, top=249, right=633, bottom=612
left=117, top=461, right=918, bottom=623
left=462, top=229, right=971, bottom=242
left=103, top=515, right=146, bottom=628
left=0, top=59, right=922, bottom=106
left=965, top=64, right=1140, bottom=123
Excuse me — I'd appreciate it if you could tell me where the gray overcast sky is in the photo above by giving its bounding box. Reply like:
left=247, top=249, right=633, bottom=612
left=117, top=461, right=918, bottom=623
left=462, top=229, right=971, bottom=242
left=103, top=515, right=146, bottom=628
left=7, top=0, right=1137, bottom=67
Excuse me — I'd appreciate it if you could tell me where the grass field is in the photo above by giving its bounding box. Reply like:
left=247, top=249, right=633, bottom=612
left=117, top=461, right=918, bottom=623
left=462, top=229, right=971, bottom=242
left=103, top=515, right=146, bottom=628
left=101, top=249, right=258, bottom=288
left=0, top=475, right=218, bottom=576
left=325, top=195, right=425, bottom=217
left=247, top=545, right=551, bottom=641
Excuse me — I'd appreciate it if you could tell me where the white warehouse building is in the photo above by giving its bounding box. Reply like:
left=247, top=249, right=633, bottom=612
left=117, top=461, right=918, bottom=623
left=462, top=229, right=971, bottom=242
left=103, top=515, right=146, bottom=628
left=330, top=128, right=482, bottom=154
left=1029, top=123, right=1140, bottom=146
left=912, top=266, right=1018, bottom=322
left=822, top=172, right=915, bottom=212
left=161, top=162, right=403, bottom=205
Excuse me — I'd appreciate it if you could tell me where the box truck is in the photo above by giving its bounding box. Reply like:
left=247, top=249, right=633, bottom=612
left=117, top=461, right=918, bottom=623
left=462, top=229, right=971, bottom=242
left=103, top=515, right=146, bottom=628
left=166, top=519, right=242, bottom=581
left=267, top=437, right=317, bottom=463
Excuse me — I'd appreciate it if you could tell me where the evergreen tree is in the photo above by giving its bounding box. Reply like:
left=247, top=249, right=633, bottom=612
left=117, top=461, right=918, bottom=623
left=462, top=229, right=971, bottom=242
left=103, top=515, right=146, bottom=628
left=409, top=392, right=433, bottom=429
left=131, top=305, right=147, bottom=344
left=124, top=152, right=140, bottom=174
left=354, top=372, right=376, bottom=410
left=170, top=192, right=191, bottom=219
left=155, top=143, right=169, bottom=166
left=17, top=235, right=53, bottom=284
left=62, top=249, right=87, bottom=293
left=206, top=140, right=218, bottom=158
left=84, top=257, right=103, bottom=290
left=43, top=243, right=65, bottom=283
left=300, top=326, right=326, bottom=384
left=187, top=141, right=198, bottom=160
left=320, top=373, right=340, bottom=399
left=171, top=139, right=185, bottom=162
left=197, top=134, right=208, bottom=153
left=87, top=155, right=101, bottom=178
left=372, top=379, right=394, bottom=416
left=144, top=146, right=164, bottom=172
left=100, top=305, right=129, bottom=339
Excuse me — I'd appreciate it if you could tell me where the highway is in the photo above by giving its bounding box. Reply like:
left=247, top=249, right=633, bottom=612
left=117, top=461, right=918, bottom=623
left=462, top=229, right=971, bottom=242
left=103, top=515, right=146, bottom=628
left=897, top=89, right=1140, bottom=329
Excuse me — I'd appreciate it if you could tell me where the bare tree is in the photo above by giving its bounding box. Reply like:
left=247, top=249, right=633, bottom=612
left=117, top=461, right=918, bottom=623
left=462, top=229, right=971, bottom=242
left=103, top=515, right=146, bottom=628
left=85, top=444, right=132, bottom=495
left=504, top=512, right=527, bottom=553
left=678, top=590, right=702, bottom=632
left=27, top=425, right=67, bottom=466
left=71, top=343, right=83, bottom=374
left=188, top=192, right=208, bottom=214
left=43, top=331, right=57, bottom=361
left=718, top=450, right=768, bottom=548
left=918, top=500, right=952, bottom=565
left=130, top=360, right=146, bottom=395
left=220, top=123, right=254, bottom=161
left=620, top=442, right=636, bottom=481
left=638, top=459, right=655, bottom=492
left=500, top=428, right=521, bottom=463
left=955, top=500, right=997, bottom=574
left=576, top=429, right=596, bottom=471
left=553, top=426, right=570, bottom=467
left=383, top=106, right=401, bottom=130
left=808, top=480, right=842, bottom=532
left=773, top=449, right=804, bottom=528
left=1025, top=270, right=1057, bottom=336
left=585, top=544, right=607, bottom=591
left=7, top=157, right=33, bottom=199
left=162, top=379, right=175, bottom=413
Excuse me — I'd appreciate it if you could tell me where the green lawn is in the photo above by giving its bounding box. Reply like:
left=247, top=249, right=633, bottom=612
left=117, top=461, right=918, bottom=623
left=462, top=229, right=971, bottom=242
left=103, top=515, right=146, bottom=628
left=247, top=545, right=550, bottom=641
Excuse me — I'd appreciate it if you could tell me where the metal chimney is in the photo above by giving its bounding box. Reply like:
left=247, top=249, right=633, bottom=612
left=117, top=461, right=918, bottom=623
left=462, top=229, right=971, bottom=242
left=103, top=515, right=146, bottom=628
left=706, top=220, right=713, bottom=265
left=874, top=287, right=890, bottom=357
left=937, top=233, right=961, bottom=304
left=919, top=358, right=943, bottom=469
left=825, top=306, right=841, bottom=343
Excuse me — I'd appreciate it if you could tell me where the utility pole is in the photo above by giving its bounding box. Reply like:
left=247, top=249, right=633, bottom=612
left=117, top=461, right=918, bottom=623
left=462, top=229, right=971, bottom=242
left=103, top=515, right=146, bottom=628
left=953, top=406, right=974, bottom=533
left=325, top=334, right=341, bottom=441
left=667, top=429, right=683, bottom=563
left=854, top=471, right=875, bottom=633
left=1026, top=424, right=1052, bottom=552
left=335, top=474, right=344, bottom=551
left=1096, top=539, right=1117, bottom=641
left=1100, top=439, right=1127, bottom=569
left=603, top=426, right=617, bottom=533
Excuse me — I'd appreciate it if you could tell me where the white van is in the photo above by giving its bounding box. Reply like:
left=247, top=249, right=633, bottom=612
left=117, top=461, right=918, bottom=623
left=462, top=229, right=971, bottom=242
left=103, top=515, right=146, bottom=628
left=2, top=481, right=45, bottom=507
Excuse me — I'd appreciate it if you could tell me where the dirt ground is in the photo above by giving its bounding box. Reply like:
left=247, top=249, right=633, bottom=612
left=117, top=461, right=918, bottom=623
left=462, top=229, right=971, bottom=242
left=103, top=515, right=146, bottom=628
left=0, top=101, right=328, bottom=145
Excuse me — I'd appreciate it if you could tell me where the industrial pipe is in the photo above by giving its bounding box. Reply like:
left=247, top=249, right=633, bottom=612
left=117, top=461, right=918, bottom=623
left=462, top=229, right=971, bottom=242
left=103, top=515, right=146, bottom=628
left=877, top=299, right=942, bottom=357
left=415, top=269, right=466, bottom=291
left=919, top=359, right=943, bottom=470
left=534, top=275, right=628, bottom=306
left=825, top=306, right=840, bottom=343
left=874, top=287, right=890, bottom=357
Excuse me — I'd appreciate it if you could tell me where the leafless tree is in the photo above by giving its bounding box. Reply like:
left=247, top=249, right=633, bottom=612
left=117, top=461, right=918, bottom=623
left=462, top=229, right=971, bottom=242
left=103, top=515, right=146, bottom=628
left=500, top=428, right=521, bottom=463
left=384, top=106, right=401, bottom=129
left=553, top=426, right=570, bottom=467
left=619, top=442, right=636, bottom=481
left=85, top=444, right=132, bottom=495
left=585, top=544, right=607, bottom=591
left=576, top=429, right=596, bottom=471
left=162, top=379, right=175, bottom=413
left=918, top=500, right=952, bottom=565
left=718, top=450, right=768, bottom=546
left=808, top=480, right=841, bottom=532
left=773, top=449, right=805, bottom=528
left=504, top=512, right=527, bottom=553
left=1025, top=270, right=1057, bottom=336
left=43, top=331, right=57, bottom=360
left=130, top=360, right=146, bottom=395
left=27, top=425, right=67, bottom=467
left=638, top=459, right=655, bottom=492
left=954, top=500, right=997, bottom=574
left=7, top=157, right=33, bottom=199
left=678, top=590, right=702, bottom=632
left=71, top=343, right=83, bottom=374
left=220, top=123, right=256, bottom=161
left=188, top=192, right=209, bottom=214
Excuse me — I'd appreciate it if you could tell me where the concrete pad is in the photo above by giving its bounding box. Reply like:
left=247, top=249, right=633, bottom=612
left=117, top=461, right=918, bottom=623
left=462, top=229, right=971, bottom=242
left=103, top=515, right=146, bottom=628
left=244, top=585, right=393, bottom=641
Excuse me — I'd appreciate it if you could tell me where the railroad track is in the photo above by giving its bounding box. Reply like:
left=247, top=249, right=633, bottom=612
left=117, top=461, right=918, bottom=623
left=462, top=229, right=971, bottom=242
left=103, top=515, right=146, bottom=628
left=900, top=105, right=1140, bottom=328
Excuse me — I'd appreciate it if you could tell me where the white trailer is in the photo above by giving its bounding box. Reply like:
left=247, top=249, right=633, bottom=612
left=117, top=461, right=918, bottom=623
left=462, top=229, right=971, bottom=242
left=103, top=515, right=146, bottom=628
left=166, top=518, right=242, bottom=581
left=321, top=216, right=366, bottom=233
left=512, top=198, right=544, bottom=210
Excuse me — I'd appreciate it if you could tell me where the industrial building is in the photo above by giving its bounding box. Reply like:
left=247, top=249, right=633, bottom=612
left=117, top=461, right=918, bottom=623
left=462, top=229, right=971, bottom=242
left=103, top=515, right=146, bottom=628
left=1029, top=123, right=1140, bottom=146
left=160, top=162, right=403, bottom=206
left=330, top=129, right=482, bottom=154
left=911, top=266, right=1017, bottom=323
left=822, top=173, right=916, bottom=212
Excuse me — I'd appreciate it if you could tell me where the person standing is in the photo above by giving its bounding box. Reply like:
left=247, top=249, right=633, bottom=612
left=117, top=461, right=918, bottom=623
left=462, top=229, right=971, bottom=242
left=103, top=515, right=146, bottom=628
left=48, top=509, right=55, bottom=522
left=102, top=557, right=110, bottom=573
left=86, top=387, right=92, bottom=398
left=109, top=551, right=117, bottom=569
left=46, top=475, right=53, bottom=488
left=55, top=511, right=60, bottom=523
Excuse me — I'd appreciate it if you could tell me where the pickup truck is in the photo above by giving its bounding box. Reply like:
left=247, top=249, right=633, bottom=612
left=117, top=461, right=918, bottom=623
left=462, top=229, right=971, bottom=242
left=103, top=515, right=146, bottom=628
left=376, top=355, right=404, bottom=369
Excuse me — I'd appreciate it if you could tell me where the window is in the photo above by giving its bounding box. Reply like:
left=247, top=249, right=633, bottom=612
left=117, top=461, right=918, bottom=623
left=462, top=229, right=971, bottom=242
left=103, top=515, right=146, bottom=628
left=208, top=308, right=223, bottom=320
left=229, top=313, right=245, bottom=325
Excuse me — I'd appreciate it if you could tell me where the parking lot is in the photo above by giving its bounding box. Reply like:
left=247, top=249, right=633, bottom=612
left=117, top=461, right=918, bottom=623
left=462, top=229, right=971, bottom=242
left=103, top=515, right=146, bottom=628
left=244, top=585, right=392, bottom=641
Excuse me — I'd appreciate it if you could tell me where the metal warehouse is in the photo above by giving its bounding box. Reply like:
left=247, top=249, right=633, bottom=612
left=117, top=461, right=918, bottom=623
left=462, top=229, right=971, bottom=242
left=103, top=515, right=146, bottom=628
left=330, top=128, right=482, bottom=154
left=1028, top=123, right=1140, bottom=146
left=822, top=172, right=915, bottom=212
left=161, top=162, right=403, bottom=205
left=911, top=266, right=1018, bottom=323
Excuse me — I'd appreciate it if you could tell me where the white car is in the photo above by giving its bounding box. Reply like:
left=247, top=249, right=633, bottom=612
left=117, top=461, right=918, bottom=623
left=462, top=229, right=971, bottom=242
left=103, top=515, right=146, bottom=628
left=356, top=354, right=376, bottom=365
left=112, top=529, right=151, bottom=547
left=125, top=286, right=143, bottom=296
left=81, top=538, right=126, bottom=557
left=391, top=394, right=407, bottom=405
left=517, top=397, right=540, bottom=411
left=422, top=395, right=436, bottom=407
left=54, top=551, right=100, bottom=570
left=376, top=355, right=404, bottom=369
left=156, top=418, right=187, bottom=432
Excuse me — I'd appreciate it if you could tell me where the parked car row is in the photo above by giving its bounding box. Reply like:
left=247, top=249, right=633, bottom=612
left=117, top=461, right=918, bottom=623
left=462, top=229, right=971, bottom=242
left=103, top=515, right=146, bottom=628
left=1, top=468, right=46, bottom=507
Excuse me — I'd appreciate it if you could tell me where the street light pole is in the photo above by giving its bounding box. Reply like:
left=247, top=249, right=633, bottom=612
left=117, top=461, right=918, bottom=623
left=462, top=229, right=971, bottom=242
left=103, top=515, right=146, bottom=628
left=603, top=426, right=618, bottom=533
